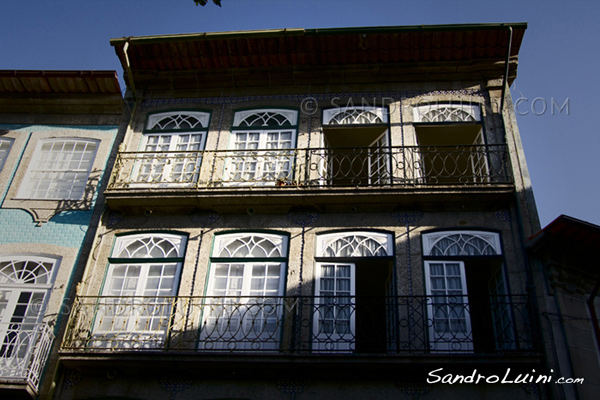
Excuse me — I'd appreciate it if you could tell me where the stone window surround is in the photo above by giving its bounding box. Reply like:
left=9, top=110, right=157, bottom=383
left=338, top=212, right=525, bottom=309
left=1, top=127, right=115, bottom=225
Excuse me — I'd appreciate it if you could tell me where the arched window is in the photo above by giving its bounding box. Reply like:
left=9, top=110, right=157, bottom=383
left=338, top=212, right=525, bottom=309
left=0, top=255, right=59, bottom=367
left=316, top=231, right=393, bottom=257
left=233, top=109, right=297, bottom=127
left=413, top=104, right=481, bottom=123
left=321, top=106, right=391, bottom=186
left=201, top=232, right=289, bottom=351
left=313, top=231, right=394, bottom=352
left=411, top=104, right=490, bottom=185
left=113, top=234, right=186, bottom=259
left=421, top=230, right=510, bottom=352
left=136, top=111, right=210, bottom=185
left=94, top=233, right=187, bottom=349
left=147, top=111, right=210, bottom=130
left=423, top=231, right=501, bottom=256
left=323, top=106, right=388, bottom=125
left=214, top=233, right=285, bottom=258
left=225, top=109, right=298, bottom=186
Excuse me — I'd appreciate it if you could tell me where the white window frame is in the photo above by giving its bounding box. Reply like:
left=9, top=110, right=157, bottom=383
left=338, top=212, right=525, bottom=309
left=224, top=109, right=298, bottom=187
left=200, top=232, right=288, bottom=351
left=0, top=255, right=59, bottom=379
left=423, top=260, right=472, bottom=352
left=313, top=231, right=393, bottom=352
left=134, top=111, right=210, bottom=187
left=17, top=138, right=99, bottom=200
left=93, top=233, right=187, bottom=350
left=422, top=230, right=504, bottom=353
left=313, top=262, right=356, bottom=352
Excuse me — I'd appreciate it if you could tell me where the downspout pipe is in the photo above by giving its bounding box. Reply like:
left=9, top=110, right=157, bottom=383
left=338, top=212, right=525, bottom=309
left=500, top=26, right=513, bottom=115
left=123, top=40, right=137, bottom=103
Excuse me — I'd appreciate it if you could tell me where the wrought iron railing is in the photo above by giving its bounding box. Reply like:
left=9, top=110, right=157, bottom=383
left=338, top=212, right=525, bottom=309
left=0, top=322, right=54, bottom=392
left=62, top=295, right=534, bottom=354
left=107, top=145, right=512, bottom=189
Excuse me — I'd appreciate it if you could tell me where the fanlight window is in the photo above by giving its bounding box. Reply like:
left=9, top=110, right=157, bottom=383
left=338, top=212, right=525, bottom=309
left=92, top=233, right=187, bottom=350
left=422, top=231, right=501, bottom=256
left=232, top=109, right=298, bottom=127
left=323, top=106, right=388, bottom=125
left=201, top=232, right=288, bottom=351
left=113, top=233, right=187, bottom=259
left=213, top=233, right=287, bottom=258
left=413, top=104, right=481, bottom=123
left=317, top=231, right=393, bottom=257
left=421, top=230, right=507, bottom=353
left=0, top=256, right=59, bottom=375
left=146, top=111, right=210, bottom=131
left=0, top=257, right=57, bottom=286
left=225, top=110, right=298, bottom=186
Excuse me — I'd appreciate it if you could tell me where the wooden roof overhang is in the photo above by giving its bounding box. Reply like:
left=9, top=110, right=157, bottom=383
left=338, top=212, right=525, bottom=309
left=0, top=70, right=122, bottom=115
left=110, top=23, right=527, bottom=91
left=0, top=70, right=121, bottom=95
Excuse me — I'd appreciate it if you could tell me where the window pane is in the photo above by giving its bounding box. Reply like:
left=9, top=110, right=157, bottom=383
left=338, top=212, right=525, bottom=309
left=0, top=138, right=14, bottom=171
left=20, top=139, right=98, bottom=200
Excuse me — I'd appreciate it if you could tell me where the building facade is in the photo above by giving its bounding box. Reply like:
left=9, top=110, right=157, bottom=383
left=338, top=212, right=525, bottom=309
left=56, top=24, right=551, bottom=399
left=0, top=70, right=122, bottom=399
left=528, top=215, right=600, bottom=400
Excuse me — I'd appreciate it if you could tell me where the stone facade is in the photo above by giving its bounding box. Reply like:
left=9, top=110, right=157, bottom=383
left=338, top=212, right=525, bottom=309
left=53, top=24, right=559, bottom=400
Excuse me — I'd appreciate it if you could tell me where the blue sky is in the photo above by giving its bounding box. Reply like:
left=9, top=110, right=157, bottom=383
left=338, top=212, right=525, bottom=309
left=2, top=0, right=598, bottom=227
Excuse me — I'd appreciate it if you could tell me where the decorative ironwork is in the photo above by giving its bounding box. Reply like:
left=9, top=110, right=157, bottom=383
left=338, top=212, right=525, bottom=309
left=62, top=295, right=534, bottom=354
left=108, top=144, right=511, bottom=190
left=0, top=322, right=54, bottom=392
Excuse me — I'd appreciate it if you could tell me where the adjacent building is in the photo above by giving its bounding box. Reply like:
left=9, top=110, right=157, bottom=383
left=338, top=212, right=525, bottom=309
left=52, top=23, right=553, bottom=399
left=0, top=70, right=122, bottom=399
left=528, top=215, right=600, bottom=400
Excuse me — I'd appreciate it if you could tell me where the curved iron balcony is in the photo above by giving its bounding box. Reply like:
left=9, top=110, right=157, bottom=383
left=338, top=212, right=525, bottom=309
left=62, top=295, right=534, bottom=355
left=0, top=322, right=54, bottom=394
left=107, top=145, right=512, bottom=190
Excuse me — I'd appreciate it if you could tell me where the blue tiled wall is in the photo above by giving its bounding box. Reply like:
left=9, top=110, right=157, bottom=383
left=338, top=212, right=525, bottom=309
left=0, top=124, right=118, bottom=250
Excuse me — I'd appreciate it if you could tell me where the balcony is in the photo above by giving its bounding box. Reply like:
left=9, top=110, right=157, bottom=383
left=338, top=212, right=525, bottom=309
left=104, top=145, right=514, bottom=214
left=0, top=323, right=54, bottom=399
left=62, top=295, right=534, bottom=356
